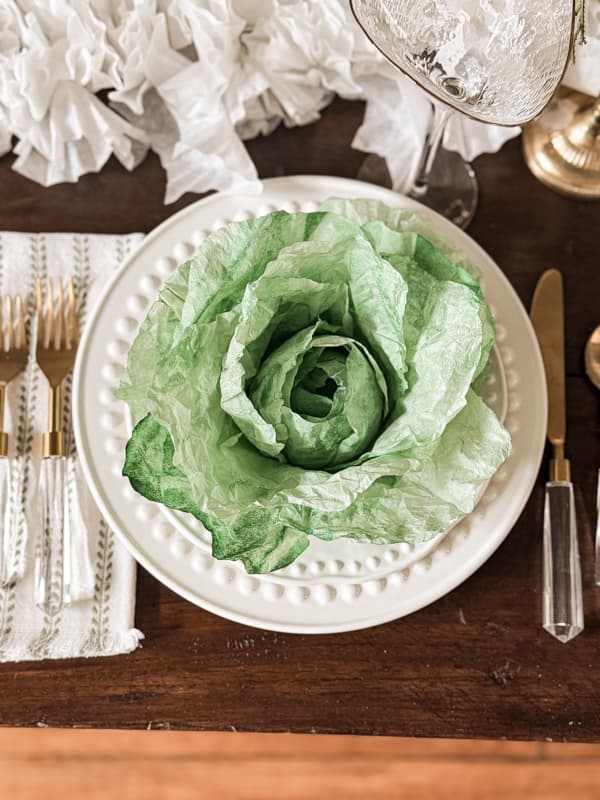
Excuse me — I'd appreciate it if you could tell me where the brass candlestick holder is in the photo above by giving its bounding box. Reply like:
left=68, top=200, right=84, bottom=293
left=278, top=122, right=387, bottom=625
left=523, top=89, right=600, bottom=199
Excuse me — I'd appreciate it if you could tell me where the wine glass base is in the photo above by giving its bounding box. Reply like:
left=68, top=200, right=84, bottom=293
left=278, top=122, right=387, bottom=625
left=357, top=150, right=478, bottom=229
left=409, top=148, right=478, bottom=229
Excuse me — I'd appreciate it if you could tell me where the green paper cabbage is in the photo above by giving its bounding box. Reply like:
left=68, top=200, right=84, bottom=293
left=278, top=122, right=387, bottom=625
left=117, top=198, right=511, bottom=574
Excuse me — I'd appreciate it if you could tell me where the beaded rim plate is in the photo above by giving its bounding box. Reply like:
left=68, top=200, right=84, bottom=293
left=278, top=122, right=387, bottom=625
left=73, top=176, right=547, bottom=633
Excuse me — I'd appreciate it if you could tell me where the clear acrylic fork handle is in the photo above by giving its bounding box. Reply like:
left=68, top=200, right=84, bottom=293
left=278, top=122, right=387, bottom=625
left=35, top=457, right=71, bottom=615
left=0, top=457, right=17, bottom=586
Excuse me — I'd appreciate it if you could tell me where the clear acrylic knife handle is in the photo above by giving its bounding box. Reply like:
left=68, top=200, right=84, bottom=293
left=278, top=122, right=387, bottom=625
left=595, top=469, right=600, bottom=587
left=0, top=457, right=16, bottom=586
left=543, top=481, right=584, bottom=643
left=35, top=457, right=71, bottom=615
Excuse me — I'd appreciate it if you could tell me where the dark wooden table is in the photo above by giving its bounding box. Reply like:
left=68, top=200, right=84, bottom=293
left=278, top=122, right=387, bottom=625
left=1, top=99, right=599, bottom=741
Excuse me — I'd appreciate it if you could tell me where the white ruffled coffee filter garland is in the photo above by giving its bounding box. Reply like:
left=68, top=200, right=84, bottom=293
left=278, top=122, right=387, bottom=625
left=1, top=2, right=598, bottom=203
left=0, top=1, right=522, bottom=201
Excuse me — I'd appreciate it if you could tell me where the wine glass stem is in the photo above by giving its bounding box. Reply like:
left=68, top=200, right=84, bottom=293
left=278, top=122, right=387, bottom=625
left=410, top=103, right=452, bottom=198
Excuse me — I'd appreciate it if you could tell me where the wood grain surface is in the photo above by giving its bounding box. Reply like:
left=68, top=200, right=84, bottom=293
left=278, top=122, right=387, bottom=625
left=1, top=98, right=599, bottom=740
left=6, top=730, right=600, bottom=800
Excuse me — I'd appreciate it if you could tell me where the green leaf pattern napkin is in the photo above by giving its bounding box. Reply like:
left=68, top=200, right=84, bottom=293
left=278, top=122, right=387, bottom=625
left=0, top=233, right=143, bottom=662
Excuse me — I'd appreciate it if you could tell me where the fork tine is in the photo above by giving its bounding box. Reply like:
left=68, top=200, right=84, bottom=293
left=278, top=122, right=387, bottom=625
left=47, top=278, right=55, bottom=350
left=69, top=278, right=78, bottom=345
left=6, top=296, right=13, bottom=350
left=16, top=296, right=26, bottom=350
left=36, top=280, right=42, bottom=345
left=57, top=281, right=65, bottom=348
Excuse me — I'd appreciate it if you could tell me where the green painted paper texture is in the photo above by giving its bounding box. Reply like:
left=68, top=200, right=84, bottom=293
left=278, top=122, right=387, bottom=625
left=117, top=199, right=511, bottom=574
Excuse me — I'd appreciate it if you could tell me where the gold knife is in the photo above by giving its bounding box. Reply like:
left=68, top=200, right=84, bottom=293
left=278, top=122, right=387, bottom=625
left=531, top=268, right=583, bottom=643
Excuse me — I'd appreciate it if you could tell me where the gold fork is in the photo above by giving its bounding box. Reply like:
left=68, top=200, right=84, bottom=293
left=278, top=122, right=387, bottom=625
left=0, top=295, right=27, bottom=585
left=35, top=278, right=79, bottom=614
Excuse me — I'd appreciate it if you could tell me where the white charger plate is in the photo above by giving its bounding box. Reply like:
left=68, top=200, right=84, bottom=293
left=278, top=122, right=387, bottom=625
left=73, top=176, right=547, bottom=634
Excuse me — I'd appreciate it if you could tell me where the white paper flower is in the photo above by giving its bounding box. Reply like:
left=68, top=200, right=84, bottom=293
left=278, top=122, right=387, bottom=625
left=0, top=1, right=148, bottom=186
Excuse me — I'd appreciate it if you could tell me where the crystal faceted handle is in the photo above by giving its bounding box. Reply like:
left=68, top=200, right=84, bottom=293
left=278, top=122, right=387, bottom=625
left=595, top=469, right=600, bottom=587
left=0, top=457, right=16, bottom=586
left=543, top=481, right=584, bottom=643
left=35, top=457, right=71, bottom=615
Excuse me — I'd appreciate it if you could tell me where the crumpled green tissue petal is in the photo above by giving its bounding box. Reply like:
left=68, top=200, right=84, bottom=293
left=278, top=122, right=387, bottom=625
left=117, top=199, right=511, bottom=574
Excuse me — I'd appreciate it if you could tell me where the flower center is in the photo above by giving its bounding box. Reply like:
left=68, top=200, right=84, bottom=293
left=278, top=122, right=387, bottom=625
left=251, top=328, right=388, bottom=470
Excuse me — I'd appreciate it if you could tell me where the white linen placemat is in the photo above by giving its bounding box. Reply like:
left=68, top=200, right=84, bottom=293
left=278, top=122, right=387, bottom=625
left=0, top=232, right=144, bottom=662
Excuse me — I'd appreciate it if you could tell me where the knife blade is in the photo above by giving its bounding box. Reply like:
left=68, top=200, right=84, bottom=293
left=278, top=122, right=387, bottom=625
left=531, top=269, right=567, bottom=470
left=531, top=269, right=583, bottom=643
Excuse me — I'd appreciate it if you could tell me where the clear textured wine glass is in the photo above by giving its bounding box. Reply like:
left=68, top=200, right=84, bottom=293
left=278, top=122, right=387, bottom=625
left=351, top=0, right=575, bottom=227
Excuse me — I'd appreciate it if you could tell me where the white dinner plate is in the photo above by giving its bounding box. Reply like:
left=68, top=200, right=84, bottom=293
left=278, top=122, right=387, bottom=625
left=73, top=176, right=547, bottom=634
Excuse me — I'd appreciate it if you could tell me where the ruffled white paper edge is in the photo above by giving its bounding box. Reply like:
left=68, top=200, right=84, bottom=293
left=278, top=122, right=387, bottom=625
left=0, top=1, right=597, bottom=202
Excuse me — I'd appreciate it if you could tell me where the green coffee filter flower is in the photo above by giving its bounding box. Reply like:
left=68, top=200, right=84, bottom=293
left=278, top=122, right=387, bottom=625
left=117, top=198, right=511, bottom=574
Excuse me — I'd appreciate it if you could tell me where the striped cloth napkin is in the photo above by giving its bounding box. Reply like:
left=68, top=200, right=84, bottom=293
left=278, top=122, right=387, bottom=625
left=0, top=232, right=144, bottom=661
